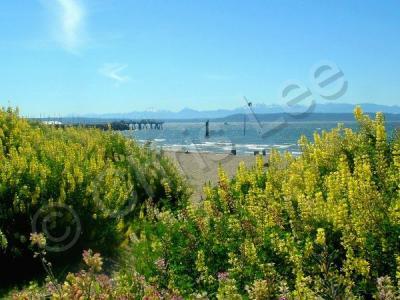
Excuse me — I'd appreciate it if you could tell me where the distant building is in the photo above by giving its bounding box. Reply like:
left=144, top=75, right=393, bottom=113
left=42, top=121, right=63, bottom=125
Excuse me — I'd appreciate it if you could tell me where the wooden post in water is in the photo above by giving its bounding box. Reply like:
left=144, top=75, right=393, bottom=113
left=205, top=120, right=210, bottom=138
left=243, top=114, right=246, bottom=136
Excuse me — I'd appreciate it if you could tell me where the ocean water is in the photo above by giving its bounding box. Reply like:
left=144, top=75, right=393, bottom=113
left=124, top=121, right=400, bottom=155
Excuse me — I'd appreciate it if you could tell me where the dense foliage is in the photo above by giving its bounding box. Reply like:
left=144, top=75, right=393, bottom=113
left=0, top=108, right=190, bottom=282
left=8, top=107, right=400, bottom=299
left=121, top=109, right=400, bottom=299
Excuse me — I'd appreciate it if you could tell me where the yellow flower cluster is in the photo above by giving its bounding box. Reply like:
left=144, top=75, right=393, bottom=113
left=8, top=106, right=400, bottom=298
left=0, top=107, right=190, bottom=278
left=139, top=106, right=400, bottom=298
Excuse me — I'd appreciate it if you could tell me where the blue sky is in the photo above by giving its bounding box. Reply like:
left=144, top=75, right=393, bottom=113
left=0, top=0, right=399, bottom=116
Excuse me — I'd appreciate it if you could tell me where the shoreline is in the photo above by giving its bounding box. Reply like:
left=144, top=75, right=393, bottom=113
left=163, top=150, right=263, bottom=200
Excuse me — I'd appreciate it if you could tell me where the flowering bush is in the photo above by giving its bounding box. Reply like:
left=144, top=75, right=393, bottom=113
left=8, top=107, right=400, bottom=298
left=0, top=108, right=190, bottom=282
left=123, top=107, right=400, bottom=298
left=12, top=248, right=183, bottom=300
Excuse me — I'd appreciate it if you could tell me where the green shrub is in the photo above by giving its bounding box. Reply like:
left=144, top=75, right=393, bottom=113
left=121, top=107, right=400, bottom=298
left=8, top=107, right=400, bottom=298
left=0, top=108, right=190, bottom=282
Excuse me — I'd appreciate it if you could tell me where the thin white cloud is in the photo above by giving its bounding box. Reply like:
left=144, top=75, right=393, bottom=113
left=42, top=0, right=85, bottom=52
left=99, top=63, right=130, bottom=85
left=57, top=0, right=84, bottom=50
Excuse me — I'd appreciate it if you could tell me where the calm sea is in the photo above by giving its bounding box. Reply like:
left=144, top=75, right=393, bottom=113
left=124, top=121, right=400, bottom=155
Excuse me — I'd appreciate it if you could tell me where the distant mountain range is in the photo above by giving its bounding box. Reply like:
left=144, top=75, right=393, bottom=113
left=218, top=113, right=400, bottom=123
left=84, top=102, right=400, bottom=120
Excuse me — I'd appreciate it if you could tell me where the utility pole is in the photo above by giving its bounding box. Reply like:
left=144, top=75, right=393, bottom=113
left=243, top=96, right=254, bottom=136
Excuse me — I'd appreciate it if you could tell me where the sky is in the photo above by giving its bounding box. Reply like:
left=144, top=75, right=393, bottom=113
left=0, top=0, right=399, bottom=116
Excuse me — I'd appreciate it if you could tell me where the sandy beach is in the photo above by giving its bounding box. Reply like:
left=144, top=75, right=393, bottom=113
left=164, top=151, right=263, bottom=200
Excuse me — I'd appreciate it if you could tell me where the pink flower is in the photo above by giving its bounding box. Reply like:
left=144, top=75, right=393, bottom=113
left=155, top=258, right=167, bottom=270
left=217, top=271, right=229, bottom=281
left=96, top=274, right=112, bottom=289
left=82, top=249, right=103, bottom=272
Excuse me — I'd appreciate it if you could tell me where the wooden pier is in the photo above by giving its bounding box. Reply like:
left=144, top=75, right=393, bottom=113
left=128, top=119, right=164, bottom=130
left=48, top=119, right=164, bottom=131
